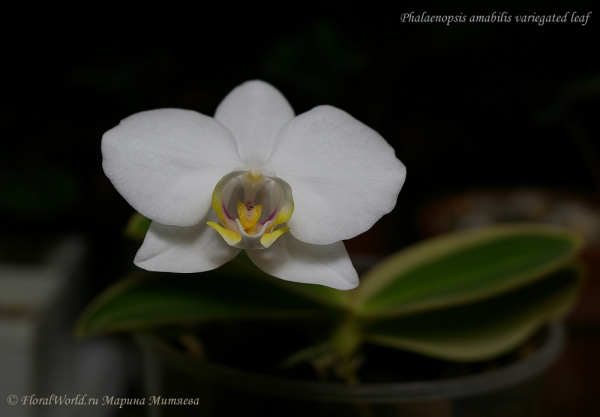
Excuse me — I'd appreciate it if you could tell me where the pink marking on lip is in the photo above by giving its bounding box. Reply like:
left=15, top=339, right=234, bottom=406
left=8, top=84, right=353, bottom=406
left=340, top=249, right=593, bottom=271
left=261, top=209, right=278, bottom=225
left=222, top=203, right=234, bottom=221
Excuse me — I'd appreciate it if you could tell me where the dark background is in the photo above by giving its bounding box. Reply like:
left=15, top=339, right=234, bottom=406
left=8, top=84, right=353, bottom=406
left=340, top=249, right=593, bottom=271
left=1, top=1, right=598, bottom=280
left=1, top=2, right=599, bottom=416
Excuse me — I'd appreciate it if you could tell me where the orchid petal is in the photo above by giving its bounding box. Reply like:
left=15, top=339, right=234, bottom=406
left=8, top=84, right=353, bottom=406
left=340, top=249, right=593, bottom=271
left=267, top=105, right=406, bottom=245
left=214, top=80, right=295, bottom=165
left=102, top=109, right=243, bottom=227
left=135, top=214, right=240, bottom=273
left=246, top=233, right=358, bottom=290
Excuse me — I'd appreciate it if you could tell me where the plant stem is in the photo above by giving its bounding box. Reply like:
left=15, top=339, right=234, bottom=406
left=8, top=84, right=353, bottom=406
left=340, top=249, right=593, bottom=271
left=329, top=315, right=363, bottom=384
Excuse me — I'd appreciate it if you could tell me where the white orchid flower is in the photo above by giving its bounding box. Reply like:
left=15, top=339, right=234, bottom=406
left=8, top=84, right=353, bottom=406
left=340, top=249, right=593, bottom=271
left=102, top=80, right=405, bottom=290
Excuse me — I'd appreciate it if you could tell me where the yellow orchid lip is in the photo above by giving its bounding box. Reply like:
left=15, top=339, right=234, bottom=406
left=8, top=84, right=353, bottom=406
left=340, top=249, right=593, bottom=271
left=237, top=201, right=263, bottom=234
left=207, top=169, right=294, bottom=249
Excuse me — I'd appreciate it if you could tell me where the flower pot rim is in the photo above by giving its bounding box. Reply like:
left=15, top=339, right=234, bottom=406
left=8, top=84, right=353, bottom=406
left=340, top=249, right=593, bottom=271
left=136, top=322, right=564, bottom=404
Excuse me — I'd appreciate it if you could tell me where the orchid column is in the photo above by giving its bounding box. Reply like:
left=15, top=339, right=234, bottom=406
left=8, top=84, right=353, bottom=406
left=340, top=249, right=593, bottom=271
left=102, top=80, right=406, bottom=290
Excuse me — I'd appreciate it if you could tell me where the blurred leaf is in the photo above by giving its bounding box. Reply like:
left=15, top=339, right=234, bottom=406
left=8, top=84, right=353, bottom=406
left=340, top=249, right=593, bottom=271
left=261, top=20, right=367, bottom=99
left=363, top=266, right=582, bottom=361
left=535, top=74, right=600, bottom=125
left=124, top=212, right=152, bottom=241
left=0, top=166, right=78, bottom=217
left=354, top=224, right=582, bottom=318
left=75, top=258, right=344, bottom=339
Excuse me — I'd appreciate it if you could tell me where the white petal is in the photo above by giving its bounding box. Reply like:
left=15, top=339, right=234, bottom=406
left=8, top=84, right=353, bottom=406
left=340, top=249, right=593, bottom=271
left=267, top=105, right=406, bottom=245
left=102, top=108, right=243, bottom=227
left=246, top=233, right=358, bottom=290
left=135, top=214, right=240, bottom=273
left=214, top=80, right=295, bottom=165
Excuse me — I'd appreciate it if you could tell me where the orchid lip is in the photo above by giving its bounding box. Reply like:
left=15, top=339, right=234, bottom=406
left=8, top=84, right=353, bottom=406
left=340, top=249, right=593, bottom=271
left=207, top=169, right=294, bottom=249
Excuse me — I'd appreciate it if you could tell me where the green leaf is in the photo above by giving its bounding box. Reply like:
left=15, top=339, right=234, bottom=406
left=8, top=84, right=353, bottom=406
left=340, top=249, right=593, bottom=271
left=124, top=212, right=152, bottom=241
left=363, top=266, right=582, bottom=361
left=75, top=260, right=343, bottom=339
left=354, top=224, right=582, bottom=318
